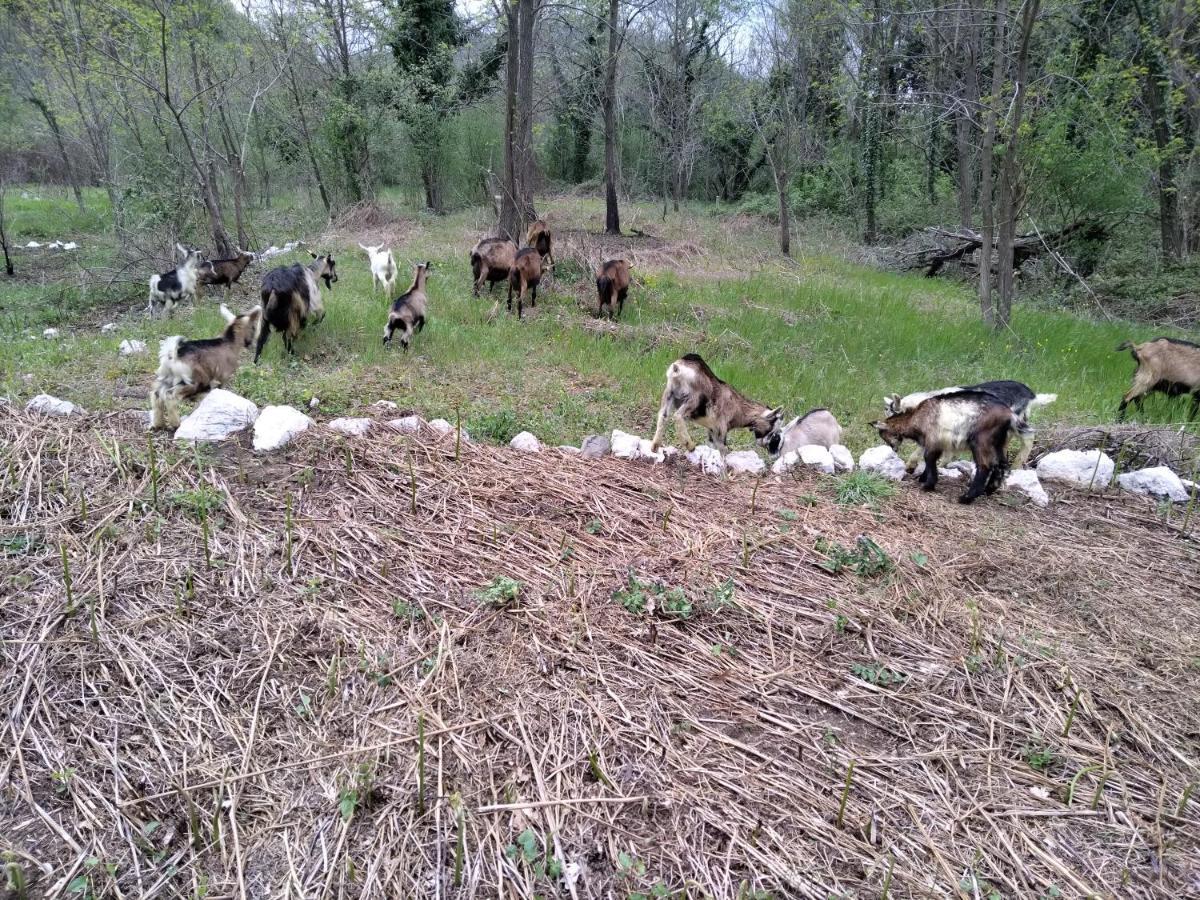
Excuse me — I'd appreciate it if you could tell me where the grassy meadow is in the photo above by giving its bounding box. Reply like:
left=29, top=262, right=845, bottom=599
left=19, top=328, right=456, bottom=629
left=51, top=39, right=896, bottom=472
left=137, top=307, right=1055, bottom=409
left=1, top=186, right=1195, bottom=450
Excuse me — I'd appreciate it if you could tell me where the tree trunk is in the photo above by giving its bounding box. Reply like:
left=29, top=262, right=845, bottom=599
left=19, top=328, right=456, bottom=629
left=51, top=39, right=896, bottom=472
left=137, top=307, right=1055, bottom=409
left=776, top=164, right=791, bottom=257
left=27, top=96, right=83, bottom=210
left=0, top=185, right=13, bottom=276
left=1143, top=63, right=1184, bottom=260
left=499, top=0, right=539, bottom=241
left=955, top=10, right=981, bottom=230
left=603, top=0, right=621, bottom=235
left=994, top=0, right=1039, bottom=328
left=977, top=0, right=1008, bottom=326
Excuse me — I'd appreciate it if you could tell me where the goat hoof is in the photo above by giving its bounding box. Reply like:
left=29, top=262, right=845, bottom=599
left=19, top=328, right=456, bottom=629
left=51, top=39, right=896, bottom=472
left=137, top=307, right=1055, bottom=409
left=958, top=494, right=978, bottom=505
left=921, top=481, right=936, bottom=491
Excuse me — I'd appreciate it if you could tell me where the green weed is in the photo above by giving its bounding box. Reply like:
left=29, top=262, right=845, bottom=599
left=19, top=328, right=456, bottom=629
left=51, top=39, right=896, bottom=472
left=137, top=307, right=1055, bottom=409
left=475, top=576, right=522, bottom=608
left=815, top=535, right=893, bottom=578
left=835, top=471, right=897, bottom=507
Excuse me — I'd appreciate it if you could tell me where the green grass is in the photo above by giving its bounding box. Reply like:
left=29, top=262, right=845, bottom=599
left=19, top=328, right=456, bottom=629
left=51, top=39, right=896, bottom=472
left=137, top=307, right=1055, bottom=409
left=1, top=190, right=1196, bottom=451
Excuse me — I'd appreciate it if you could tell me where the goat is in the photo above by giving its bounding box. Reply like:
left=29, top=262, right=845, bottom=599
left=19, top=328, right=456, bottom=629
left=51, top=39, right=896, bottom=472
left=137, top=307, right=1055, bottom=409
left=506, top=247, right=542, bottom=318
left=872, top=391, right=1019, bottom=504
left=148, top=244, right=203, bottom=318
left=526, top=220, right=555, bottom=269
left=383, top=261, right=431, bottom=350
left=470, top=237, right=517, bottom=297
left=768, top=408, right=842, bottom=457
left=885, top=379, right=1056, bottom=468
left=255, top=252, right=336, bottom=362
left=1116, top=337, right=1200, bottom=421
left=197, top=249, right=255, bottom=302
left=359, top=243, right=397, bottom=297
left=149, top=304, right=262, bottom=429
left=596, top=259, right=631, bottom=319
left=650, top=353, right=782, bottom=453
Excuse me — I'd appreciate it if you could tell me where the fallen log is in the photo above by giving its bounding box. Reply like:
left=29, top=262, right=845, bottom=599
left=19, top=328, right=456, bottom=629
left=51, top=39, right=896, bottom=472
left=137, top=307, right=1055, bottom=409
left=903, top=221, right=1106, bottom=277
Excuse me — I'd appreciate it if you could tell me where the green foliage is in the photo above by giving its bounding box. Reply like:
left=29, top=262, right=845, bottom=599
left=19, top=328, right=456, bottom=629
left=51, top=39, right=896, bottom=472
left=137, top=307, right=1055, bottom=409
left=612, top=573, right=698, bottom=619
left=168, top=485, right=225, bottom=522
left=815, top=536, right=893, bottom=578
left=835, top=472, right=897, bottom=507
left=851, top=662, right=908, bottom=687
left=470, top=408, right=521, bottom=444
left=475, top=576, right=522, bottom=608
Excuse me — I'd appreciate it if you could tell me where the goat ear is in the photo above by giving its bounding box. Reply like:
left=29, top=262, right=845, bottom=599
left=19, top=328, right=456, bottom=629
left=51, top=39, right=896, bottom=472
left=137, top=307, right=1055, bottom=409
left=219, top=304, right=236, bottom=324
left=310, top=251, right=319, bottom=259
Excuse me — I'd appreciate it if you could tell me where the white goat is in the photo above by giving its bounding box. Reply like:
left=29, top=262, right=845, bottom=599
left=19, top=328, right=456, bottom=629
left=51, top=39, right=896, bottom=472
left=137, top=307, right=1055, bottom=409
left=359, top=243, right=397, bottom=297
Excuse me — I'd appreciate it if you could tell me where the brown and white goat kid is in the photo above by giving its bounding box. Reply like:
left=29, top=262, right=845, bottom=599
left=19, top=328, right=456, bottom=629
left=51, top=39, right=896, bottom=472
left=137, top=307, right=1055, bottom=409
left=505, top=247, right=542, bottom=318
left=526, top=220, right=555, bottom=269
left=198, top=249, right=255, bottom=301
left=255, top=252, right=335, bottom=362
left=596, top=258, right=631, bottom=319
left=383, top=262, right=431, bottom=350
left=359, top=243, right=397, bottom=297
left=650, top=354, right=782, bottom=453
left=872, top=391, right=1019, bottom=504
left=1116, top=337, right=1200, bottom=421
left=470, top=237, right=517, bottom=297
left=149, top=304, right=262, bottom=429
left=148, top=244, right=203, bottom=318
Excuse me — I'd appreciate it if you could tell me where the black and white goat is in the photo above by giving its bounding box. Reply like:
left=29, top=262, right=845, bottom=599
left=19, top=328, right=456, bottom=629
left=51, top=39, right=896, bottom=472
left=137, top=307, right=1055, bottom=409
left=149, top=304, right=262, bottom=429
left=650, top=354, right=782, bottom=452
left=383, top=261, right=431, bottom=350
left=254, top=252, right=335, bottom=362
left=148, top=244, right=203, bottom=318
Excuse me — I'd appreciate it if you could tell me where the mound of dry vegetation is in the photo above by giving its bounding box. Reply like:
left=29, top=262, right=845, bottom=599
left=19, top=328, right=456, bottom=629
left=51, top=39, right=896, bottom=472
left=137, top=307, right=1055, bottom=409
left=2, top=406, right=1198, bottom=898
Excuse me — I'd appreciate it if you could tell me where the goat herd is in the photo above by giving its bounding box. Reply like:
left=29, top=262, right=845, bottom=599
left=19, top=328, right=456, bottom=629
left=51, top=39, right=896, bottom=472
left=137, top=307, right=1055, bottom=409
left=143, top=219, right=1200, bottom=505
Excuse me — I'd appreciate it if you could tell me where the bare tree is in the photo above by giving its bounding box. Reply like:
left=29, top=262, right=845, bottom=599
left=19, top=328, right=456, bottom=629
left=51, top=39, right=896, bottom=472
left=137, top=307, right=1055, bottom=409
left=977, top=0, right=1007, bottom=325
left=499, top=0, right=541, bottom=241
left=602, top=0, right=622, bottom=234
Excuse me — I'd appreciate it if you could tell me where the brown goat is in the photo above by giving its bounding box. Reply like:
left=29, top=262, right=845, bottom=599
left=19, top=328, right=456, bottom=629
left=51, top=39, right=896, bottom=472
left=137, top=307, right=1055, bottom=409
left=872, top=391, right=1018, bottom=503
left=650, top=353, right=782, bottom=453
left=526, top=220, right=554, bottom=269
left=150, top=304, right=262, bottom=429
left=470, top=237, right=517, bottom=297
left=1116, top=337, right=1200, bottom=421
left=596, top=258, right=631, bottom=319
left=383, top=262, right=431, bottom=350
left=506, top=247, right=542, bottom=318
left=198, top=249, right=255, bottom=301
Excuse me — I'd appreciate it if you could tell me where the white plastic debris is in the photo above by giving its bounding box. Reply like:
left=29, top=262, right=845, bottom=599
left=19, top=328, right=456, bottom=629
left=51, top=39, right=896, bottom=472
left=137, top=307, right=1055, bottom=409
left=25, top=394, right=81, bottom=417
left=687, top=444, right=726, bottom=476
left=610, top=429, right=665, bottom=462
left=510, top=431, right=541, bottom=452
left=373, top=400, right=398, bottom=410
left=859, top=446, right=907, bottom=481
left=42, top=327, right=60, bottom=339
left=327, top=417, right=372, bottom=437
left=118, top=339, right=147, bottom=356
left=25, top=240, right=41, bottom=248
left=255, top=240, right=303, bottom=261
left=829, top=444, right=854, bottom=473
left=253, top=405, right=314, bottom=451
left=174, top=389, right=258, bottom=442
left=798, top=444, right=835, bottom=475
left=1117, top=466, right=1189, bottom=502
left=61, top=241, right=78, bottom=251
left=1036, top=449, right=1114, bottom=487
left=100, top=322, right=117, bottom=334
left=725, top=450, right=765, bottom=475
left=388, top=415, right=424, bottom=434
left=1004, top=469, right=1050, bottom=507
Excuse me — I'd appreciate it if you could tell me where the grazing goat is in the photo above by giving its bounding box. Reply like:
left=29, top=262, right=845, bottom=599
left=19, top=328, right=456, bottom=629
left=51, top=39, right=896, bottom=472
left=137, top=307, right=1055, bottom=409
left=149, top=304, right=262, bottom=429
left=526, top=220, right=555, bottom=269
left=506, top=247, right=542, bottom=318
left=148, top=244, right=203, bottom=318
left=198, top=249, right=255, bottom=301
left=650, top=353, right=782, bottom=453
left=255, top=252, right=336, bottom=362
left=359, top=243, right=397, bottom=297
left=383, top=261, right=431, bottom=350
left=872, top=391, right=1018, bottom=504
left=768, top=408, right=842, bottom=456
left=596, top=259, right=631, bottom=319
left=1116, top=337, right=1200, bottom=421
left=470, top=237, right=517, bottom=297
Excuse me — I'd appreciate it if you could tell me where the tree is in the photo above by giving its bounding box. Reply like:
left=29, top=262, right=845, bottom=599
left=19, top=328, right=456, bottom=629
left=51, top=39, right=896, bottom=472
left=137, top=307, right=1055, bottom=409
left=602, top=0, right=622, bottom=233
left=499, top=0, right=541, bottom=241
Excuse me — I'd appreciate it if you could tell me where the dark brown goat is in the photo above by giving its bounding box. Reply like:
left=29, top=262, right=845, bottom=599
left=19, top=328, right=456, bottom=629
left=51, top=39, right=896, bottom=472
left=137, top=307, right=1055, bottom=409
left=470, top=238, right=517, bottom=297
left=506, top=248, right=542, bottom=318
left=1116, top=337, right=1200, bottom=421
left=383, top=262, right=431, bottom=350
left=526, top=220, right=554, bottom=269
left=650, top=353, right=782, bottom=452
left=595, top=258, right=631, bottom=319
left=198, top=249, right=254, bottom=301
left=255, top=252, right=335, bottom=362
left=872, top=391, right=1018, bottom=504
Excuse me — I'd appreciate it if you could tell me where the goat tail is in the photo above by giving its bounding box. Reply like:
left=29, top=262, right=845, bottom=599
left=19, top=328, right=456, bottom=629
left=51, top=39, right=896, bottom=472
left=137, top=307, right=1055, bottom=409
left=1116, top=340, right=1136, bottom=354
left=158, top=335, right=183, bottom=370
left=1029, top=393, right=1057, bottom=410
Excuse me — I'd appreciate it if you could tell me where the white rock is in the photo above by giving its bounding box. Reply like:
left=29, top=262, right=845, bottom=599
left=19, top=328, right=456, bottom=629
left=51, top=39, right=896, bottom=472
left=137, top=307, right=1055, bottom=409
left=61, top=241, right=78, bottom=251
left=25, top=394, right=81, bottom=417
left=119, top=339, right=147, bottom=356
left=100, top=323, right=117, bottom=334
left=253, top=405, right=314, bottom=451
left=174, top=389, right=258, bottom=442
left=558, top=445, right=581, bottom=454
left=327, top=417, right=372, bottom=437
left=373, top=400, right=398, bottom=410
left=309, top=397, right=320, bottom=409
left=610, top=429, right=664, bottom=462
left=42, top=327, right=60, bottom=339
left=687, top=444, right=726, bottom=476
left=798, top=444, right=835, bottom=475
left=772, top=450, right=799, bottom=475
left=1036, top=449, right=1114, bottom=487
left=1117, top=466, right=1189, bottom=502
left=388, top=415, right=424, bottom=434
left=428, top=418, right=470, bottom=442
left=725, top=450, right=765, bottom=476
left=946, top=459, right=976, bottom=478
left=1004, top=469, right=1050, bottom=507
left=859, top=445, right=907, bottom=481
left=937, top=467, right=963, bottom=480
left=510, top=431, right=541, bottom=452
left=25, top=241, right=41, bottom=248
left=829, top=444, right=854, bottom=473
